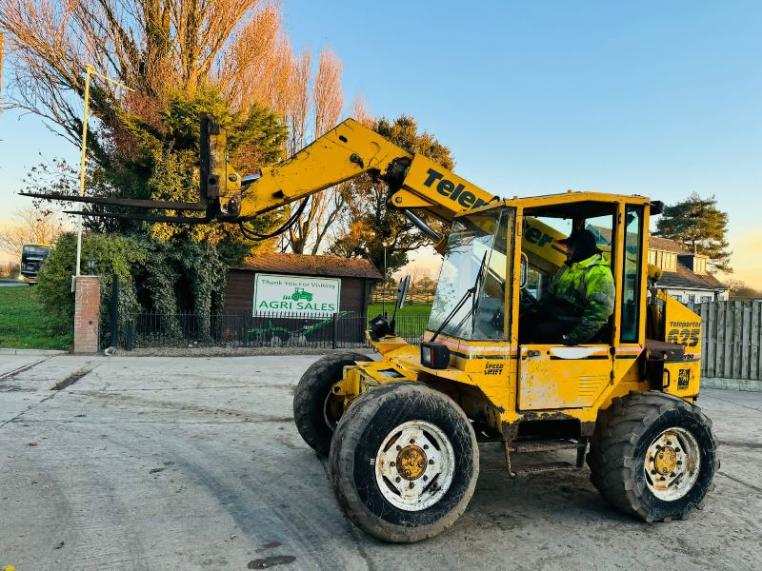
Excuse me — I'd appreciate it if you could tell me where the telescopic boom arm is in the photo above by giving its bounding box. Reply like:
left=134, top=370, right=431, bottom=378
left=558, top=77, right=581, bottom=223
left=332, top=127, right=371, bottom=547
left=213, top=117, right=499, bottom=229
left=22, top=116, right=499, bottom=232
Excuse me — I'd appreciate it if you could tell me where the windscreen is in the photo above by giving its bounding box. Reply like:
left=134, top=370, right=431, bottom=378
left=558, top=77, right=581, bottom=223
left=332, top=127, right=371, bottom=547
left=428, top=208, right=513, bottom=340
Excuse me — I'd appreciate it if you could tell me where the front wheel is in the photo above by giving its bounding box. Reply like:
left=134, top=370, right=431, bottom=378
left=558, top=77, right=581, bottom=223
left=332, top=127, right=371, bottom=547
left=329, top=383, right=479, bottom=543
left=293, top=352, right=371, bottom=455
left=588, top=391, right=718, bottom=522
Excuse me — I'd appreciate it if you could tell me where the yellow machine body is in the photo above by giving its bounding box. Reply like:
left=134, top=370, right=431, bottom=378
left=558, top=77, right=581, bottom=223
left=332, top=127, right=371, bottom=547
left=204, top=118, right=704, bottom=438
left=23, top=109, right=718, bottom=536
left=333, top=192, right=704, bottom=438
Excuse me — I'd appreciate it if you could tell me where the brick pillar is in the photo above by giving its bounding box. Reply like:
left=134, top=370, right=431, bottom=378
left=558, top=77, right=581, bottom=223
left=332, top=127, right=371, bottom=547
left=73, top=275, right=100, bottom=353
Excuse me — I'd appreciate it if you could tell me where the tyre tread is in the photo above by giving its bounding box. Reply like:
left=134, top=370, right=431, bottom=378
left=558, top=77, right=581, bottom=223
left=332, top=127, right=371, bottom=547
left=587, top=390, right=718, bottom=522
left=329, top=383, right=479, bottom=543
left=293, top=352, right=371, bottom=455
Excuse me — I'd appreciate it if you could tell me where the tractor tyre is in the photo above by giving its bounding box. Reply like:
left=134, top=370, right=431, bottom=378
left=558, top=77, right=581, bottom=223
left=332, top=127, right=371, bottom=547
left=293, top=352, right=372, bottom=456
left=587, top=391, right=718, bottom=522
left=329, top=382, right=479, bottom=543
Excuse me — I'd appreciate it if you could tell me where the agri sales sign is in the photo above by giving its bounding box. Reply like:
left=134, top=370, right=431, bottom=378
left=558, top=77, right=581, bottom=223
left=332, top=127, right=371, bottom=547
left=253, top=273, right=341, bottom=316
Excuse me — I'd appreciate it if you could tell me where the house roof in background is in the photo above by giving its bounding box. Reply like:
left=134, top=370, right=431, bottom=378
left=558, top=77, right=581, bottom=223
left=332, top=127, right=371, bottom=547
left=658, top=263, right=726, bottom=291
left=648, top=236, right=726, bottom=291
left=234, top=252, right=383, bottom=280
left=649, top=236, right=687, bottom=253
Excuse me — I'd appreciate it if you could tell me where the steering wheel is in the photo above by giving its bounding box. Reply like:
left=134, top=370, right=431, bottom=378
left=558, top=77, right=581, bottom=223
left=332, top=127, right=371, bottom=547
left=519, top=288, right=539, bottom=314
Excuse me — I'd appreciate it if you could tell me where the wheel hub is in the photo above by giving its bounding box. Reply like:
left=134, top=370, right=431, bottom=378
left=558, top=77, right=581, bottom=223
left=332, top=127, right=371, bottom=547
left=396, top=445, right=428, bottom=480
left=654, top=447, right=678, bottom=475
left=644, top=427, right=701, bottom=502
left=374, top=420, right=455, bottom=511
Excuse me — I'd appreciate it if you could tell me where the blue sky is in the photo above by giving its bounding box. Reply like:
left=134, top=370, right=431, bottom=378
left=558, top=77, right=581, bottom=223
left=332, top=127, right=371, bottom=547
left=2, top=1, right=761, bottom=280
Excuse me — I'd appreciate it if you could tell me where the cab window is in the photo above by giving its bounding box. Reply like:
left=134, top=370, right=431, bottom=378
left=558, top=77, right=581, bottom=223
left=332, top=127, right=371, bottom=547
left=519, top=201, right=616, bottom=345
left=621, top=206, right=643, bottom=343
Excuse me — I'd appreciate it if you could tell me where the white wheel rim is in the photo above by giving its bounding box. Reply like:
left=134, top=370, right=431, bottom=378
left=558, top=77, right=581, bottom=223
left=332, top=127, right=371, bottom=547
left=644, top=427, right=701, bottom=502
left=374, top=420, right=455, bottom=512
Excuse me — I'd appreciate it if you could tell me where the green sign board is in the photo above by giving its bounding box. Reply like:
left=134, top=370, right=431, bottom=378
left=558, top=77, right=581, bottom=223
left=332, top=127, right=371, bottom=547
left=253, top=273, right=341, bottom=316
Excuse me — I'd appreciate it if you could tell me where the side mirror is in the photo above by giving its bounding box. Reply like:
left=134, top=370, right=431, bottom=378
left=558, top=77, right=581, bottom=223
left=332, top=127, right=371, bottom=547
left=520, top=252, right=529, bottom=289
left=369, top=315, right=393, bottom=340
left=396, top=275, right=411, bottom=310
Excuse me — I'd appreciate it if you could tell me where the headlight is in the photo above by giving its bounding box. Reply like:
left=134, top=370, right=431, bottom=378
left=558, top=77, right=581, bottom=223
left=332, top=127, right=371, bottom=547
left=420, top=342, right=450, bottom=369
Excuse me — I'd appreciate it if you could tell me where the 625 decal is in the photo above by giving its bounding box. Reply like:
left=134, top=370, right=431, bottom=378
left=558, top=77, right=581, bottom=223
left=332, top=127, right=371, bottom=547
left=667, top=327, right=700, bottom=347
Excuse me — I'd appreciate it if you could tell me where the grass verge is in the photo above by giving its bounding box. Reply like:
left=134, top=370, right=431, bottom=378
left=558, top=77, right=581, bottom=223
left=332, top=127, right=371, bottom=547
left=367, top=302, right=431, bottom=317
left=0, top=286, right=71, bottom=350
left=367, top=303, right=431, bottom=338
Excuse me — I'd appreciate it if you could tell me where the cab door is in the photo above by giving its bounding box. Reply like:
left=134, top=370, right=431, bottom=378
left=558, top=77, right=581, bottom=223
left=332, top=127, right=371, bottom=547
left=516, top=203, right=621, bottom=411
left=518, top=345, right=612, bottom=410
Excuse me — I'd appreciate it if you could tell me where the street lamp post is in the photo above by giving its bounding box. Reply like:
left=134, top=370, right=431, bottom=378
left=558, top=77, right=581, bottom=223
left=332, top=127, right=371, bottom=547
left=73, top=65, right=131, bottom=286
left=382, top=245, right=387, bottom=316
left=382, top=241, right=392, bottom=317
left=74, top=64, right=93, bottom=280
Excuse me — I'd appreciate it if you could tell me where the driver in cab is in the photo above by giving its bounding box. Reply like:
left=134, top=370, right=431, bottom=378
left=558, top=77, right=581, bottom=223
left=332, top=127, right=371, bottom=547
left=524, top=229, right=615, bottom=345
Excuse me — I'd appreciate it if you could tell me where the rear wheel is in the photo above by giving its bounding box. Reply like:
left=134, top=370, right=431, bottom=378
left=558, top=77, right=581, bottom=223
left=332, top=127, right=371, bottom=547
left=293, top=352, right=371, bottom=455
left=588, top=391, right=718, bottom=522
left=329, top=383, right=479, bottom=543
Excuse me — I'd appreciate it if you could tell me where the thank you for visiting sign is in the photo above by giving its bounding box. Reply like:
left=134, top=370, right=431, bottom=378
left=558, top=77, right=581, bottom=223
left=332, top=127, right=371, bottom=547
left=253, top=273, right=341, bottom=316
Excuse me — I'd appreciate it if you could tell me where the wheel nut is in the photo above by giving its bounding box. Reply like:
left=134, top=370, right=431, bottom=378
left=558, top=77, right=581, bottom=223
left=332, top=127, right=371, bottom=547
left=395, top=477, right=401, bottom=483
left=410, top=439, right=415, bottom=444
left=423, top=475, right=428, bottom=481
left=390, top=461, right=395, bottom=467
left=409, top=482, right=414, bottom=489
left=423, top=444, right=429, bottom=450
left=429, top=459, right=434, bottom=465
left=396, top=445, right=401, bottom=451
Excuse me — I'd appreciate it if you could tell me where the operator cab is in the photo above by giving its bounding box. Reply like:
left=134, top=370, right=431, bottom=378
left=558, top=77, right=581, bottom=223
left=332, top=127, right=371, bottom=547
left=422, top=194, right=647, bottom=413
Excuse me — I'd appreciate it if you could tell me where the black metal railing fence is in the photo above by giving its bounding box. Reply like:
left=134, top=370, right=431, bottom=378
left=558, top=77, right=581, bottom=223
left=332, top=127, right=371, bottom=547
left=114, top=310, right=430, bottom=350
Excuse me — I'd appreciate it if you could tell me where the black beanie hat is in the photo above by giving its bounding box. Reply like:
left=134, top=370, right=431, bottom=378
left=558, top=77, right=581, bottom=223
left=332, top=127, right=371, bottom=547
left=558, top=229, right=600, bottom=263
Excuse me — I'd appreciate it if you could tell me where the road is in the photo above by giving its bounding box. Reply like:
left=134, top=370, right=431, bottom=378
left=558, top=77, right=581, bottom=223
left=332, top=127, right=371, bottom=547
left=0, top=354, right=760, bottom=570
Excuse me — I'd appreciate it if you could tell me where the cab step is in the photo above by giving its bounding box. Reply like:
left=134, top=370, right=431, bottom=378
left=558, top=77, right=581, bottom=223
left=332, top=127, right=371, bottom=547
left=509, top=439, right=582, bottom=454
left=504, top=437, right=589, bottom=477
left=510, top=461, right=577, bottom=477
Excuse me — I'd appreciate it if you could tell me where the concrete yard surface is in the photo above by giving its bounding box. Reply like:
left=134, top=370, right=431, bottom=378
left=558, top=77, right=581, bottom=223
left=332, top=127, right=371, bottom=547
left=0, top=354, right=761, bottom=570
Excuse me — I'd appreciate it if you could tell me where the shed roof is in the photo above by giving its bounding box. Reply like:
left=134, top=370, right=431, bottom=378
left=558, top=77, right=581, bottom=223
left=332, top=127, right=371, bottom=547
left=235, top=252, right=383, bottom=280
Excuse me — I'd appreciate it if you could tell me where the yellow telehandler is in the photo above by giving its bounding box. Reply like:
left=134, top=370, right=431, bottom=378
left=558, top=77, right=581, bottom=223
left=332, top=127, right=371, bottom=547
left=27, top=116, right=717, bottom=543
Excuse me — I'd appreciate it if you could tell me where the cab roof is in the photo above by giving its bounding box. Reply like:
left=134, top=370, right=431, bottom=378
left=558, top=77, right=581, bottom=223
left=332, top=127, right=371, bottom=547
left=460, top=190, right=654, bottom=218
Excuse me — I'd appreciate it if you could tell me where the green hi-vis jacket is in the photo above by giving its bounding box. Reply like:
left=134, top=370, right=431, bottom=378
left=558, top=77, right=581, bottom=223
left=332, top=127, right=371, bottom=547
left=546, top=252, right=615, bottom=344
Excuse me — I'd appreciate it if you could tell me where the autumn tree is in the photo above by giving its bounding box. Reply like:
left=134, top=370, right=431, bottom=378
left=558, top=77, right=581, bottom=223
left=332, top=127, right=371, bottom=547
left=655, top=194, right=732, bottom=273
left=286, top=50, right=345, bottom=254
left=0, top=1, right=344, bottom=315
left=0, top=1, right=291, bottom=146
left=0, top=1, right=319, bottom=241
left=328, top=115, right=455, bottom=274
left=0, top=208, right=64, bottom=258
